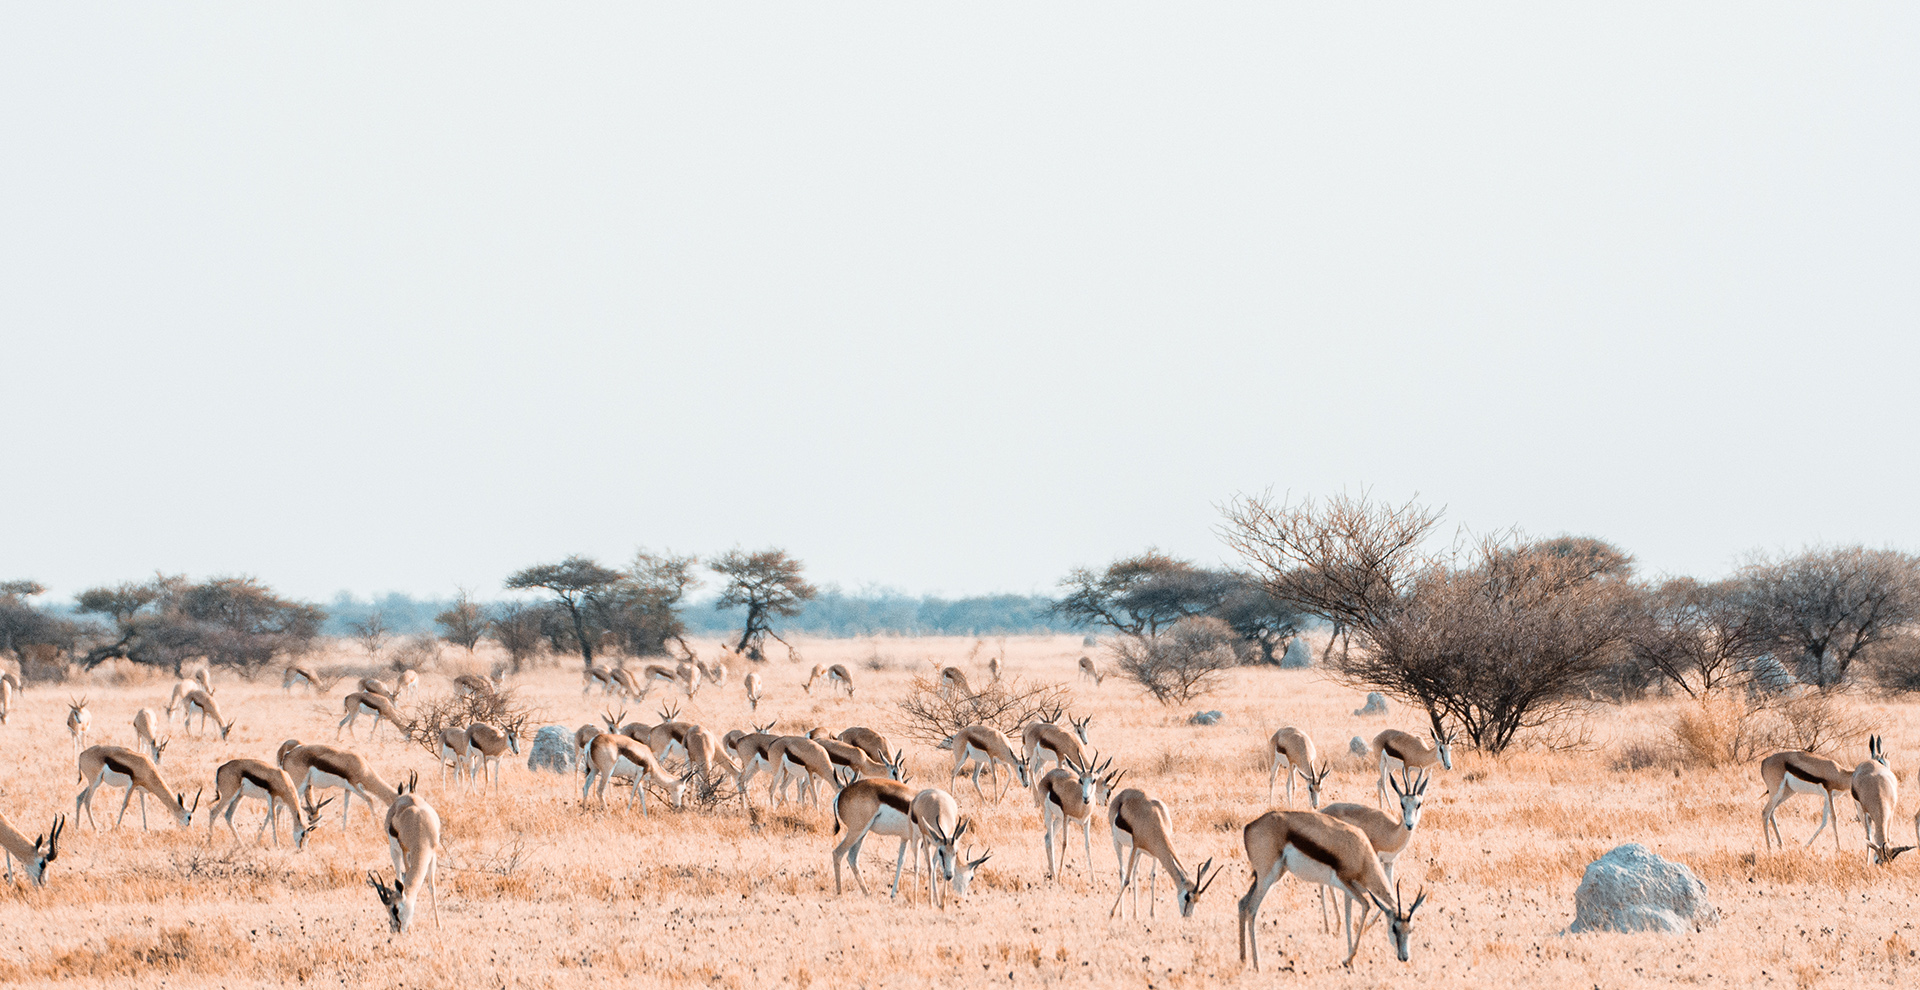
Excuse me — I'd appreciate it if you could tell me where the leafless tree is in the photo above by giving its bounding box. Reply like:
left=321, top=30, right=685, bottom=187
left=435, top=589, right=488, bottom=654
left=895, top=673, right=1071, bottom=745
left=1623, top=578, right=1768, bottom=697
left=1739, top=546, right=1920, bottom=688
left=351, top=610, right=392, bottom=661
left=488, top=602, right=546, bottom=674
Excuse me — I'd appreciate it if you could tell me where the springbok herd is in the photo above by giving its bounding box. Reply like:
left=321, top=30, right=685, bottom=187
left=4, top=637, right=1920, bottom=986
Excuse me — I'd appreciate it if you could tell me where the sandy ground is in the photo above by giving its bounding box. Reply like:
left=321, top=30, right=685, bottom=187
left=2, top=634, right=1918, bottom=988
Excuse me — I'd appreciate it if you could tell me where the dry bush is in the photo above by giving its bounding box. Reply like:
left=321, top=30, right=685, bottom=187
left=1668, top=690, right=1872, bottom=765
left=1108, top=616, right=1240, bottom=705
left=389, top=633, right=445, bottom=673
left=1773, top=691, right=1872, bottom=753
left=407, top=687, right=537, bottom=758
left=894, top=673, right=1070, bottom=745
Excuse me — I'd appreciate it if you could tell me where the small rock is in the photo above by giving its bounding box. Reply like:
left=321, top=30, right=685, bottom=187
left=1083, top=634, right=1099, bottom=647
left=526, top=725, right=577, bottom=773
left=1280, top=638, right=1313, bottom=669
left=1352, top=692, right=1389, bottom=717
left=1188, top=710, right=1224, bottom=726
left=1350, top=736, right=1369, bottom=757
left=1742, top=653, right=1797, bottom=695
left=1569, top=843, right=1718, bottom=934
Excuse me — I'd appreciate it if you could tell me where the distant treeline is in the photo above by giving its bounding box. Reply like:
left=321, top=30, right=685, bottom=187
left=322, top=588, right=1081, bottom=639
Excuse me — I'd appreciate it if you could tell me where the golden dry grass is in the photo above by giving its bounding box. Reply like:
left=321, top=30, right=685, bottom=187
left=3, top=634, right=1920, bottom=988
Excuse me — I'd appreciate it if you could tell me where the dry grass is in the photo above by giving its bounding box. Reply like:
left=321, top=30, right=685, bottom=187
left=2, top=634, right=1919, bottom=988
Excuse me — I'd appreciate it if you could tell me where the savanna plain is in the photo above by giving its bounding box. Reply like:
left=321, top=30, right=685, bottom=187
left=2, top=634, right=1918, bottom=989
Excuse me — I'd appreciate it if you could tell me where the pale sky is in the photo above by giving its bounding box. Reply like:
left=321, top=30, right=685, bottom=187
left=4, top=5, right=1916, bottom=604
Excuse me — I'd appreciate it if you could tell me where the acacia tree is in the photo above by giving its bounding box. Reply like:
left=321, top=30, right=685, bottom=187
left=1052, top=550, right=1234, bottom=638
left=434, top=589, right=488, bottom=654
left=1222, top=491, right=1633, bottom=752
left=74, top=574, right=324, bottom=676
left=1739, top=546, right=1920, bottom=688
left=504, top=556, right=625, bottom=669
left=2, top=580, right=81, bottom=672
left=709, top=548, right=816, bottom=662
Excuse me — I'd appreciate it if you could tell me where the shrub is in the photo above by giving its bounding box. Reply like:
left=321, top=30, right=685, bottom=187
left=895, top=674, right=1070, bottom=745
left=1109, top=616, right=1240, bottom=705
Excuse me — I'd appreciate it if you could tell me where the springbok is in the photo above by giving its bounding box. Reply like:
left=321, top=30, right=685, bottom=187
left=337, top=691, right=408, bottom=741
left=0, top=675, right=12, bottom=725
left=675, top=661, right=703, bottom=696
left=468, top=723, right=520, bottom=790
left=0, top=807, right=62, bottom=886
left=1035, top=753, right=1123, bottom=885
left=75, top=745, right=201, bottom=831
left=132, top=708, right=169, bottom=763
left=938, top=667, right=973, bottom=700
left=66, top=698, right=91, bottom=758
left=945, top=725, right=1031, bottom=801
left=744, top=672, right=764, bottom=711
left=1238, top=809, right=1426, bottom=968
left=1319, top=766, right=1428, bottom=933
left=909, top=787, right=990, bottom=910
left=283, top=664, right=320, bottom=694
left=1078, top=656, right=1103, bottom=686
left=766, top=735, right=843, bottom=808
left=1268, top=727, right=1324, bottom=807
left=368, top=773, right=442, bottom=933
left=1022, top=712, right=1092, bottom=780
left=803, top=664, right=854, bottom=697
left=437, top=727, right=474, bottom=790
left=1851, top=736, right=1911, bottom=864
left=830, top=776, right=921, bottom=899
left=207, top=758, right=331, bottom=849
left=581, top=733, right=686, bottom=815
left=1369, top=727, right=1454, bottom=809
left=452, top=672, right=500, bottom=698
left=1761, top=747, right=1854, bottom=852
left=278, top=741, right=399, bottom=828
left=1107, top=787, right=1217, bottom=920
left=837, top=727, right=894, bottom=765
left=583, top=666, right=620, bottom=697
left=182, top=688, right=237, bottom=740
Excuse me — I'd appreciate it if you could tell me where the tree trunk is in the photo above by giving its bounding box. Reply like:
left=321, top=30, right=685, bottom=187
left=568, top=604, right=594, bottom=667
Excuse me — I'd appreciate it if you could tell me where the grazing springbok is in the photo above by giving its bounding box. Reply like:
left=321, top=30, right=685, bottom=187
left=278, top=741, right=399, bottom=828
left=910, top=787, right=990, bottom=910
left=1078, top=656, right=1103, bottom=686
left=358, top=676, right=398, bottom=699
left=437, top=727, right=474, bottom=790
left=75, top=745, right=200, bottom=831
left=0, top=808, right=62, bottom=886
left=728, top=723, right=782, bottom=803
left=945, top=725, right=1031, bottom=801
left=1761, top=747, right=1854, bottom=852
left=368, top=772, right=442, bottom=933
left=193, top=666, right=215, bottom=695
left=1269, top=727, right=1324, bottom=807
left=1035, top=753, right=1122, bottom=885
left=1369, top=727, right=1454, bottom=809
left=744, top=672, right=764, bottom=710
left=1851, top=736, right=1911, bottom=864
left=766, top=735, right=843, bottom=808
left=1238, top=809, right=1426, bottom=968
left=132, top=708, right=169, bottom=763
left=1107, top=787, right=1217, bottom=920
left=683, top=725, right=740, bottom=791
left=337, top=691, right=407, bottom=741
left=1022, top=712, right=1092, bottom=780
left=837, top=727, right=894, bottom=766
left=581, top=732, right=686, bottom=815
left=583, top=666, right=620, bottom=697
left=675, top=661, right=703, bottom=696
left=938, top=667, right=973, bottom=700
left=988, top=656, right=1003, bottom=683
left=283, top=665, right=320, bottom=694
left=452, top=672, right=500, bottom=698
left=66, top=697, right=91, bottom=758
left=181, top=688, right=237, bottom=740
left=804, top=664, right=854, bottom=697
left=208, top=758, right=330, bottom=849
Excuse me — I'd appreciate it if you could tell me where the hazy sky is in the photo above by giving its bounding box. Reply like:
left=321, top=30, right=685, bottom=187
left=4, top=6, right=1916, bottom=603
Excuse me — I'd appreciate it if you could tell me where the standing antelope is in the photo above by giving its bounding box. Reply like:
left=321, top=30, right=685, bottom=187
left=1107, top=787, right=1217, bottom=920
left=728, top=723, right=782, bottom=802
left=744, top=672, right=764, bottom=711
left=683, top=725, right=739, bottom=790
left=182, top=688, right=237, bottom=739
left=0, top=808, right=62, bottom=886
left=1318, top=766, right=1427, bottom=933
left=1268, top=727, right=1323, bottom=807
left=1370, top=727, right=1454, bottom=809
left=193, top=666, right=215, bottom=695
left=803, top=664, right=854, bottom=697
left=1035, top=753, right=1123, bottom=885
left=938, top=667, right=973, bottom=700
left=165, top=681, right=190, bottom=724
left=207, top=758, right=330, bottom=848
left=368, top=773, right=442, bottom=933
left=1238, top=809, right=1426, bottom=968
left=1022, top=714, right=1090, bottom=780
left=583, top=666, right=619, bottom=697
left=676, top=661, right=703, bottom=696
left=132, top=708, right=169, bottom=763
left=75, top=745, right=201, bottom=831
left=0, top=675, right=12, bottom=725
left=1761, top=747, right=1855, bottom=851
left=946, top=725, right=1031, bottom=801
left=66, top=697, right=91, bottom=757
left=437, top=727, right=474, bottom=790
left=278, top=741, right=399, bottom=828
left=1851, top=737, right=1911, bottom=864
left=831, top=776, right=921, bottom=899
left=634, top=664, right=684, bottom=700
left=337, top=691, right=407, bottom=741
left=988, top=656, right=1003, bottom=683
left=283, top=664, right=320, bottom=694
left=581, top=732, right=686, bottom=814
left=468, top=723, right=520, bottom=790
left=393, top=669, right=419, bottom=699
left=910, top=787, right=991, bottom=910
left=1078, top=656, right=1103, bottom=686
